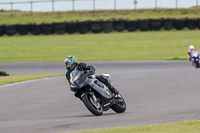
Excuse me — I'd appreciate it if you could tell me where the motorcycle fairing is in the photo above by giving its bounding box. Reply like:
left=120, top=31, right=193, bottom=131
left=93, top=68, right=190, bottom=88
left=87, top=78, right=112, bottom=100
left=70, top=70, right=88, bottom=92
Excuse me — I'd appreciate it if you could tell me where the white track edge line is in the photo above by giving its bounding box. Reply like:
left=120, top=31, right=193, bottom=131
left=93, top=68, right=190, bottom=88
left=0, top=77, right=61, bottom=88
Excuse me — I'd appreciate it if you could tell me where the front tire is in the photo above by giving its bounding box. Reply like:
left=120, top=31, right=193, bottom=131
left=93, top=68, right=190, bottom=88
left=82, top=94, right=103, bottom=116
left=111, top=94, right=126, bottom=113
left=195, top=61, right=199, bottom=68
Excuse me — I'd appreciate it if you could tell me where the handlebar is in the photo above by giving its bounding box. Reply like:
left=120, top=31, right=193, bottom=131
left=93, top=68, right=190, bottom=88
left=84, top=70, right=95, bottom=76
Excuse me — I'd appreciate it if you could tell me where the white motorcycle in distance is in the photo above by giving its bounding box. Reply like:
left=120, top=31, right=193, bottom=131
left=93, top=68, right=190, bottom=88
left=191, top=51, right=200, bottom=68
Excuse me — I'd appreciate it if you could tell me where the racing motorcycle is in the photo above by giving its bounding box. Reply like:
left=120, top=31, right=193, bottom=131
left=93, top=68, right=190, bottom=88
left=69, top=70, right=126, bottom=116
left=191, top=51, right=200, bottom=68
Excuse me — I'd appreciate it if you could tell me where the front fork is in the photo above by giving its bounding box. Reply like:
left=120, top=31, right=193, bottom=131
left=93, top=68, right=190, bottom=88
left=80, top=91, right=98, bottom=102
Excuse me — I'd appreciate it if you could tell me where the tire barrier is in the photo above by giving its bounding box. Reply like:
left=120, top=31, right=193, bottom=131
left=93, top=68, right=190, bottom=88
left=1, top=18, right=200, bottom=36
left=114, top=20, right=126, bottom=32
left=150, top=19, right=162, bottom=31
left=186, top=19, right=198, bottom=30
left=66, top=22, right=77, bottom=34
left=126, top=20, right=138, bottom=32
left=30, top=24, right=41, bottom=35
left=0, top=71, right=9, bottom=76
left=90, top=21, right=102, bottom=33
left=18, top=24, right=29, bottom=35
left=41, top=24, right=54, bottom=35
left=77, top=21, right=90, bottom=34
left=102, top=21, right=113, bottom=33
left=139, top=19, right=150, bottom=31
left=198, top=19, right=200, bottom=29
left=54, top=22, right=66, bottom=34
left=163, top=19, right=174, bottom=30
left=174, top=19, right=186, bottom=30
left=6, top=25, right=18, bottom=36
left=0, top=25, right=5, bottom=36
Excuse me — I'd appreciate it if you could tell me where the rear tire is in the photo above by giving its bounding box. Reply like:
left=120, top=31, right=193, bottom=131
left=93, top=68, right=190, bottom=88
left=111, top=94, right=126, bottom=113
left=82, top=94, right=103, bottom=116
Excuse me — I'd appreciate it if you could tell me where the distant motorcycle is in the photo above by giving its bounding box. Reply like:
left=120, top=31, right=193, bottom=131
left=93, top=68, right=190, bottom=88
left=191, top=51, right=200, bottom=68
left=69, top=70, right=126, bottom=116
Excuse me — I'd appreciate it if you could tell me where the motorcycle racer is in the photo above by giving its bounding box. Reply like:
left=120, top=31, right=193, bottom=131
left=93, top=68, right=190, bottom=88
left=64, top=55, right=119, bottom=97
left=188, top=45, right=199, bottom=61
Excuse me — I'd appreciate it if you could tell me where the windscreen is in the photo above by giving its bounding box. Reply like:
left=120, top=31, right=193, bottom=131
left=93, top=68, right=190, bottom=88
left=70, top=70, right=88, bottom=88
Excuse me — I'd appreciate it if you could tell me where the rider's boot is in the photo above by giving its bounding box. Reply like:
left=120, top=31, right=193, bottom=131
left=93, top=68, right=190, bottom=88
left=107, top=84, right=119, bottom=95
left=110, top=86, right=119, bottom=95
left=96, top=75, right=119, bottom=95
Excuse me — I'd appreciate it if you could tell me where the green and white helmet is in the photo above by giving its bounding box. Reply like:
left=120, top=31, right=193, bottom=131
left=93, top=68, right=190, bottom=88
left=64, top=56, right=78, bottom=70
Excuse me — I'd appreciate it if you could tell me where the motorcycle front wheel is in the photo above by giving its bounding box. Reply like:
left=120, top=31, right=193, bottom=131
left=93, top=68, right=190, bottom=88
left=195, top=61, right=199, bottom=68
left=82, top=93, right=103, bottom=116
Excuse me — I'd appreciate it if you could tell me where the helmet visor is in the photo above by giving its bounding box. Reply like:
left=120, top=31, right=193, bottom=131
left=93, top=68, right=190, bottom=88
left=65, top=61, right=72, bottom=65
left=65, top=62, right=72, bottom=68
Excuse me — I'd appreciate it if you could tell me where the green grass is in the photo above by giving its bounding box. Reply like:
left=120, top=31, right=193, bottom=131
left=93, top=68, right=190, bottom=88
left=0, top=8, right=200, bottom=25
left=0, top=30, right=199, bottom=62
left=0, top=74, right=64, bottom=86
left=69, top=120, right=200, bottom=133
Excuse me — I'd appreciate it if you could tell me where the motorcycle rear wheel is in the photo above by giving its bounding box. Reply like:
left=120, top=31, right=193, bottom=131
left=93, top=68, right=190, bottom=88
left=82, top=94, right=103, bottom=116
left=111, top=94, right=126, bottom=113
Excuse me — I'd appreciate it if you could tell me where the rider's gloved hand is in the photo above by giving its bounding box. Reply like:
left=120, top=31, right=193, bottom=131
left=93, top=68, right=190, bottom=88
left=88, top=70, right=95, bottom=75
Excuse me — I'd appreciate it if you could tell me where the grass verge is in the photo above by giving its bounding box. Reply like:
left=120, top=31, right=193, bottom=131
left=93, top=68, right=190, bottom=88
left=1, top=8, right=200, bottom=25
left=0, top=30, right=199, bottom=62
left=0, top=74, right=64, bottom=86
left=69, top=120, right=200, bottom=133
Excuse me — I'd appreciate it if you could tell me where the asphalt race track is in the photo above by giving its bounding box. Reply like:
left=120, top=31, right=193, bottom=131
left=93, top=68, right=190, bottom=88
left=0, top=61, right=200, bottom=133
